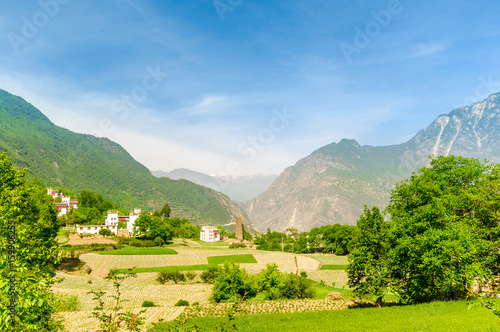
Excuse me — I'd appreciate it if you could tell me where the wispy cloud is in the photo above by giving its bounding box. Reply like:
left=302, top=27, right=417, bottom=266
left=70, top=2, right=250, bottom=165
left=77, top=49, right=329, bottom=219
left=409, top=42, right=447, bottom=58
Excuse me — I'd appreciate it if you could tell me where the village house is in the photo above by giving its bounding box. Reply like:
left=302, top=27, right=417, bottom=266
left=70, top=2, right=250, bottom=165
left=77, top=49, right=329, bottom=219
left=76, top=208, right=143, bottom=236
left=200, top=226, right=221, bottom=242
left=47, top=188, right=78, bottom=217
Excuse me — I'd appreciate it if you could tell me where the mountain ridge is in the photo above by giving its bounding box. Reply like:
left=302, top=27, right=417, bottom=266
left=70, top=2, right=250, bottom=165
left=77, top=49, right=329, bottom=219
left=244, top=93, right=500, bottom=232
left=0, top=89, right=253, bottom=228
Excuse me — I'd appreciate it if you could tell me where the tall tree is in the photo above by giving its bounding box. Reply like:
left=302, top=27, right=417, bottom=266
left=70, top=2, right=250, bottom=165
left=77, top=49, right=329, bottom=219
left=386, top=156, right=498, bottom=303
left=347, top=206, right=390, bottom=304
left=160, top=202, right=171, bottom=218
left=0, top=153, right=61, bottom=331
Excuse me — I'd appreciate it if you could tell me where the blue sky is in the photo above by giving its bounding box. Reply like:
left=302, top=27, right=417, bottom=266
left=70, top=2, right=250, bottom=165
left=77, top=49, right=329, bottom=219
left=1, top=0, right=500, bottom=176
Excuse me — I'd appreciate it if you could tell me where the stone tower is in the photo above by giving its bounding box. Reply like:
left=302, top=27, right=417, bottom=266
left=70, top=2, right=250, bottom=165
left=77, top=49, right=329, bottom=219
left=235, top=217, right=243, bottom=241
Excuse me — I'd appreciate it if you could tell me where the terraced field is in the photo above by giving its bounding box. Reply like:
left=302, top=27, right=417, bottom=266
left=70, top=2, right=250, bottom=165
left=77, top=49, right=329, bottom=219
left=55, top=247, right=349, bottom=330
left=80, top=247, right=322, bottom=276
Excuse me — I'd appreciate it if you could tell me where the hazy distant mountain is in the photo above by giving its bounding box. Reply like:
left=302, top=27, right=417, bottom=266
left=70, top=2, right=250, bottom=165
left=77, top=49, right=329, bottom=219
left=243, top=93, right=500, bottom=232
left=152, top=169, right=277, bottom=202
left=0, top=89, right=252, bottom=227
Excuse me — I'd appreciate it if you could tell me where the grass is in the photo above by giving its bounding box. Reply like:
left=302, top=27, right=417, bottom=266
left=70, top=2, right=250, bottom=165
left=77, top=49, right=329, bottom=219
left=320, top=264, right=348, bottom=270
left=115, top=264, right=216, bottom=274
left=99, top=247, right=178, bottom=255
left=154, top=300, right=500, bottom=332
left=207, top=254, right=257, bottom=264
left=192, top=239, right=230, bottom=246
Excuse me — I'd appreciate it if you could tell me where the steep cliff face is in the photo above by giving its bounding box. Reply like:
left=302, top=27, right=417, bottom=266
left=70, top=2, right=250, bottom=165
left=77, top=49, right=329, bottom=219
left=244, top=94, right=500, bottom=232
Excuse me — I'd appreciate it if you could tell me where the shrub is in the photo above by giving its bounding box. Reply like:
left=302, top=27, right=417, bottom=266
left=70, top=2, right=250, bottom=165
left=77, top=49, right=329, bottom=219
left=200, top=266, right=221, bottom=283
left=157, top=271, right=186, bottom=284
left=99, top=228, right=112, bottom=237
left=154, top=236, right=164, bottom=247
left=280, top=273, right=315, bottom=299
left=175, top=299, right=189, bottom=307
left=229, top=243, right=246, bottom=249
left=211, top=263, right=257, bottom=303
left=300, top=271, right=308, bottom=278
left=142, top=300, right=155, bottom=307
left=186, top=271, right=197, bottom=281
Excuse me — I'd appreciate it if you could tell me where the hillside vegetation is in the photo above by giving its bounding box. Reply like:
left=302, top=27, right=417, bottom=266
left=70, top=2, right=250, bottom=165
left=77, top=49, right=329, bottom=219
left=0, top=89, right=250, bottom=226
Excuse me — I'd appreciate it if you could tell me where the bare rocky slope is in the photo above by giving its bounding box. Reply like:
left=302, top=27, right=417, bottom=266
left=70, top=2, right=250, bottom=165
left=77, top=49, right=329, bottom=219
left=243, top=93, right=500, bottom=232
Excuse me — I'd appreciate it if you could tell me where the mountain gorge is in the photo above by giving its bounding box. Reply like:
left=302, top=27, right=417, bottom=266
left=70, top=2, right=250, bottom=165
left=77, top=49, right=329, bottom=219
left=0, top=89, right=251, bottom=227
left=243, top=93, right=500, bottom=232
left=152, top=168, right=277, bottom=202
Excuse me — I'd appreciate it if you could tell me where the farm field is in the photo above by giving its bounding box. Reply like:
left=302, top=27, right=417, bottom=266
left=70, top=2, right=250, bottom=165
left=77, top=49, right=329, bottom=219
left=55, top=246, right=353, bottom=330
left=79, top=247, right=322, bottom=276
left=167, top=300, right=499, bottom=332
left=99, top=247, right=178, bottom=255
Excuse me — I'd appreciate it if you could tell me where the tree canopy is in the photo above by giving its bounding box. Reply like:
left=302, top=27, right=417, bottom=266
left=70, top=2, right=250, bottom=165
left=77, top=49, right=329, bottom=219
left=0, top=153, right=61, bottom=331
left=348, top=155, right=500, bottom=304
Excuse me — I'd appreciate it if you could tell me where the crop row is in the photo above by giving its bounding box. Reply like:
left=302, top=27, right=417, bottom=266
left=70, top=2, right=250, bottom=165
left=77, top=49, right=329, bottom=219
left=184, top=298, right=351, bottom=318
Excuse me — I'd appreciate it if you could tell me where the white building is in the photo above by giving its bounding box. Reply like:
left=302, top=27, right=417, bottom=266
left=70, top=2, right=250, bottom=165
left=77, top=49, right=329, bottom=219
left=48, top=189, right=78, bottom=217
left=76, top=224, right=117, bottom=235
left=105, top=211, right=119, bottom=226
left=200, top=226, right=221, bottom=242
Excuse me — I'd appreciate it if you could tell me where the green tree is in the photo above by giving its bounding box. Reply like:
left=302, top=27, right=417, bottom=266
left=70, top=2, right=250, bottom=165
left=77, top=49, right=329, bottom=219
left=0, top=153, right=61, bottom=331
left=160, top=202, right=171, bottom=218
left=211, top=263, right=257, bottom=303
left=386, top=156, right=499, bottom=304
left=99, top=229, right=112, bottom=237
left=347, top=206, right=390, bottom=304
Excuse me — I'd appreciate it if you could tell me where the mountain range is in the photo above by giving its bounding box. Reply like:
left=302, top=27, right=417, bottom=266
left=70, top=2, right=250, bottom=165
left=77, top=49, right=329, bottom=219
left=243, top=93, right=500, bottom=232
left=0, top=89, right=252, bottom=228
left=152, top=169, right=276, bottom=202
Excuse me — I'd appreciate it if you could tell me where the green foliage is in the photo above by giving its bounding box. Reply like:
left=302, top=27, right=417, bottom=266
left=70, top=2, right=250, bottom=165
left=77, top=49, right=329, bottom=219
left=207, top=254, right=257, bottom=265
left=299, top=271, right=307, bottom=278
left=347, top=156, right=500, bottom=305
left=200, top=266, right=221, bottom=284
left=99, top=228, right=112, bottom=237
left=186, top=271, right=197, bottom=281
left=135, top=214, right=173, bottom=242
left=0, top=154, right=62, bottom=331
left=211, top=263, right=257, bottom=303
left=387, top=156, right=500, bottom=304
left=153, top=236, right=164, bottom=247
left=89, top=269, right=145, bottom=332
left=142, top=300, right=155, bottom=308
left=99, top=247, right=177, bottom=255
left=160, top=202, right=171, bottom=218
left=347, top=206, right=390, bottom=302
left=157, top=271, right=186, bottom=284
left=0, top=89, right=239, bottom=225
left=174, top=300, right=190, bottom=307
left=229, top=243, right=246, bottom=249
left=55, top=294, right=81, bottom=312
left=166, top=300, right=500, bottom=332
left=254, top=224, right=358, bottom=254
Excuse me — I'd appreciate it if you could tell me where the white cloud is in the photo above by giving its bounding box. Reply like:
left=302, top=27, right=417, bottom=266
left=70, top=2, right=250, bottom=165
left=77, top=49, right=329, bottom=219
left=409, top=42, right=446, bottom=58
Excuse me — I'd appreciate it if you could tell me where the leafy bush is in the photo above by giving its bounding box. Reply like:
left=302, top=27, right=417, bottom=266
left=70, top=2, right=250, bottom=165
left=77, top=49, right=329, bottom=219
left=142, top=300, right=155, bottom=307
left=174, top=299, right=190, bottom=307
left=200, top=266, right=221, bottom=283
left=99, top=228, right=112, bottom=237
left=186, top=271, right=197, bottom=281
left=300, top=271, right=308, bottom=278
left=256, top=264, right=315, bottom=300
left=229, top=243, right=246, bottom=249
left=154, top=236, right=164, bottom=247
left=157, top=271, right=186, bottom=284
left=211, top=263, right=257, bottom=303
